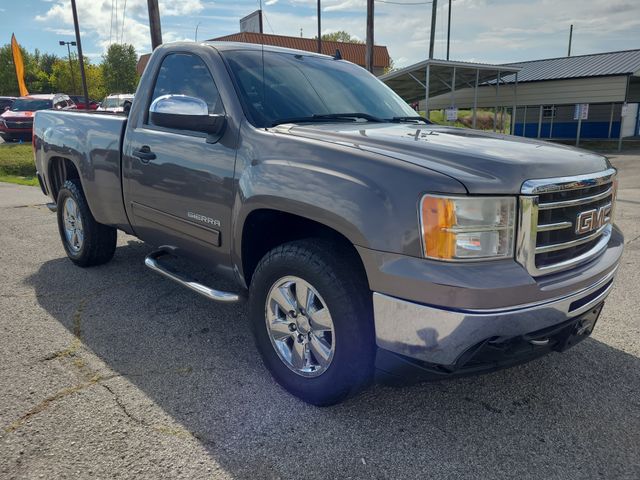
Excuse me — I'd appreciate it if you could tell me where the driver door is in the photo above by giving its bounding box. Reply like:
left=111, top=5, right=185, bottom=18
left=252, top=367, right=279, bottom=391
left=123, top=52, right=236, bottom=268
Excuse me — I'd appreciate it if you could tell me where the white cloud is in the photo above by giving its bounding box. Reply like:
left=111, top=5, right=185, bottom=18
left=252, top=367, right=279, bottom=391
left=270, top=0, right=640, bottom=67
left=45, top=27, right=76, bottom=36
left=265, top=0, right=279, bottom=5
left=35, top=0, right=204, bottom=54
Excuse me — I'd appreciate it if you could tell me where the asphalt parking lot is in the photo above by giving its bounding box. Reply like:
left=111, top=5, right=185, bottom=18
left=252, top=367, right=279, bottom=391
left=1, top=151, right=639, bottom=480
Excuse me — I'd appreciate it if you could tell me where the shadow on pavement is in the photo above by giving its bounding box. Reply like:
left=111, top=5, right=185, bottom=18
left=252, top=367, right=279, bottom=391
left=25, top=241, right=640, bottom=479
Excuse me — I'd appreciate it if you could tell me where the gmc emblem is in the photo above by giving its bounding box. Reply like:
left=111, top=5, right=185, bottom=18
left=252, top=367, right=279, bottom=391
left=575, top=203, right=611, bottom=235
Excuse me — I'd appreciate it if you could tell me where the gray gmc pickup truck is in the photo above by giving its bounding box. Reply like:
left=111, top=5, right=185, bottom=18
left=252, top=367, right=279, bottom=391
left=33, top=42, right=623, bottom=406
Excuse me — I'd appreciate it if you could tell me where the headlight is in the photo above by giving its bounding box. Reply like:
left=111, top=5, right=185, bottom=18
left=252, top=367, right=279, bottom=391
left=420, top=195, right=516, bottom=260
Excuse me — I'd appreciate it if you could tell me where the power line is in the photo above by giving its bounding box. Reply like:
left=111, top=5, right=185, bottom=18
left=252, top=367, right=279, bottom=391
left=375, top=0, right=432, bottom=5
left=263, top=11, right=275, bottom=34
left=121, top=0, right=127, bottom=43
left=109, top=0, right=114, bottom=45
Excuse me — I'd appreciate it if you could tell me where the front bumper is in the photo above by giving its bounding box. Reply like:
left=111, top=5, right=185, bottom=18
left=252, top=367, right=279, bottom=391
left=372, top=265, right=616, bottom=368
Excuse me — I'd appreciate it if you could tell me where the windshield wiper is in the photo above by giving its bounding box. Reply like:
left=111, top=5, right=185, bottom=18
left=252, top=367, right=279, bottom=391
left=271, top=112, right=385, bottom=127
left=388, top=116, right=431, bottom=124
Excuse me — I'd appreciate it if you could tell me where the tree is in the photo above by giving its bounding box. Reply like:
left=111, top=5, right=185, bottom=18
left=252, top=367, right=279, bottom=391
left=50, top=55, right=105, bottom=100
left=318, top=31, right=364, bottom=44
left=102, top=43, right=139, bottom=94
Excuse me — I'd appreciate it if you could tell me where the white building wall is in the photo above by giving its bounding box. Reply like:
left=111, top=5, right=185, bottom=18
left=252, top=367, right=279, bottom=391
left=426, top=76, right=629, bottom=110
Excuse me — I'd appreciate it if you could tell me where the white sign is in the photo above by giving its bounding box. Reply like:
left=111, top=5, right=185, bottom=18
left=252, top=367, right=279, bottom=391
left=445, top=108, right=458, bottom=122
left=574, top=103, right=589, bottom=120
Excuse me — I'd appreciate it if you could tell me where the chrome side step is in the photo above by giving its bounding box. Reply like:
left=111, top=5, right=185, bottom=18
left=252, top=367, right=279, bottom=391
left=144, top=249, right=241, bottom=303
left=46, top=202, right=57, bottom=212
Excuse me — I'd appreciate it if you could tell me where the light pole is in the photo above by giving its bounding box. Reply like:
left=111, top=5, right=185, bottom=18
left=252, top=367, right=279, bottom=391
left=59, top=40, right=77, bottom=94
left=195, top=21, right=202, bottom=42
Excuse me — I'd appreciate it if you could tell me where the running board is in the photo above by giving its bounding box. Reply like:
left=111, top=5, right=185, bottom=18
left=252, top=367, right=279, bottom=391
left=144, top=249, right=241, bottom=303
left=46, top=202, right=57, bottom=213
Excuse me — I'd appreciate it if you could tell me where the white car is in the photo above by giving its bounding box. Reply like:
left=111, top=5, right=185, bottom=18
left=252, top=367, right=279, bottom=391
left=97, top=94, right=134, bottom=113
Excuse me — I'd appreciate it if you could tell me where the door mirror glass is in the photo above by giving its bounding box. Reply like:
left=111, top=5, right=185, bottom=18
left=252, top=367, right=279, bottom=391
left=149, top=94, right=225, bottom=137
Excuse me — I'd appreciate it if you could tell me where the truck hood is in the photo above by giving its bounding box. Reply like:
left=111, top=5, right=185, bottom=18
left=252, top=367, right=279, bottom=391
left=274, top=123, right=610, bottom=194
left=1, top=110, right=34, bottom=119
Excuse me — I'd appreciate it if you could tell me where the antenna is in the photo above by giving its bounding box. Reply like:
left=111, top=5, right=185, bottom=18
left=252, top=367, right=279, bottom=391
left=260, top=0, right=266, bottom=129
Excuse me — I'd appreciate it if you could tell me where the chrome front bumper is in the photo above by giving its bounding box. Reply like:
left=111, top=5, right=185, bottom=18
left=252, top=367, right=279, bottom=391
left=373, top=266, right=617, bottom=366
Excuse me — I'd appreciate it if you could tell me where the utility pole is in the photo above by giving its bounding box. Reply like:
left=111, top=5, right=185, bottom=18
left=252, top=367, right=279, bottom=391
left=446, top=0, right=452, bottom=60
left=59, top=41, right=77, bottom=94
left=428, top=0, right=438, bottom=59
left=567, top=24, right=573, bottom=57
left=70, top=0, right=90, bottom=110
left=366, top=0, right=374, bottom=73
left=317, top=0, right=321, bottom=53
left=147, top=0, right=163, bottom=50
left=195, top=21, right=202, bottom=42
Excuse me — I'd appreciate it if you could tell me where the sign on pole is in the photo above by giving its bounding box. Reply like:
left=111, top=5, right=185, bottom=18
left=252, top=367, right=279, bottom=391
left=574, top=103, right=589, bottom=120
left=621, top=103, right=628, bottom=117
left=445, top=107, right=458, bottom=122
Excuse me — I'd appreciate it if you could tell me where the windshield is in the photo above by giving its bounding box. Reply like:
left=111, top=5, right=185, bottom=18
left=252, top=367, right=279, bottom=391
left=11, top=99, right=52, bottom=112
left=102, top=97, right=131, bottom=108
left=222, top=50, right=417, bottom=128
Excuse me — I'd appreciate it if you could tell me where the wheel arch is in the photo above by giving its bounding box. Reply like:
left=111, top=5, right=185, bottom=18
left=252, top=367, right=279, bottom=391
left=238, top=207, right=369, bottom=289
left=47, top=156, right=81, bottom=201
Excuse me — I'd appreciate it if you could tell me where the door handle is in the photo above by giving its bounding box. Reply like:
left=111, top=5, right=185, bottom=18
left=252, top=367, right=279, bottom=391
left=132, top=145, right=156, bottom=162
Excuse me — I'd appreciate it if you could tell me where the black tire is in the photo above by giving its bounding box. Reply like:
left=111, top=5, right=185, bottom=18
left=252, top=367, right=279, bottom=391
left=56, top=179, right=117, bottom=267
left=249, top=239, right=375, bottom=406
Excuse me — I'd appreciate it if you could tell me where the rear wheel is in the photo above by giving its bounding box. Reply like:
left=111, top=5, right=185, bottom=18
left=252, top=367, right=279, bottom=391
left=249, top=239, right=375, bottom=406
left=56, top=179, right=117, bottom=267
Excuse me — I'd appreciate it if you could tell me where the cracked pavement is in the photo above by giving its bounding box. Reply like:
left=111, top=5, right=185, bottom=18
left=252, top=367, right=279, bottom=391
left=1, top=151, right=640, bottom=479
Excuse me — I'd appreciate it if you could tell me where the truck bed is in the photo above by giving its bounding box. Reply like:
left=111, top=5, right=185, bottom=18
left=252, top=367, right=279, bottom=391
left=33, top=110, right=130, bottom=230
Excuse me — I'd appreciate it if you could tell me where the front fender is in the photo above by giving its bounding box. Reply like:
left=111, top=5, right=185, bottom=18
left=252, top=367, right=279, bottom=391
left=231, top=125, right=467, bottom=274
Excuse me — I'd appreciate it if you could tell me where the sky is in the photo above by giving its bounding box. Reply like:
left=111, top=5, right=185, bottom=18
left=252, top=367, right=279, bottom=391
left=3, top=0, right=640, bottom=68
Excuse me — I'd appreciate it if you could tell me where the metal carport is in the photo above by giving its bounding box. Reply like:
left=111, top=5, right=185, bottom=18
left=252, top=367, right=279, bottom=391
left=380, top=59, right=521, bottom=132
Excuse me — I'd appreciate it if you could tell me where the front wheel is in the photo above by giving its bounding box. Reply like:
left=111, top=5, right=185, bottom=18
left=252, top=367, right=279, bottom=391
left=249, top=240, right=375, bottom=406
left=56, top=179, right=117, bottom=267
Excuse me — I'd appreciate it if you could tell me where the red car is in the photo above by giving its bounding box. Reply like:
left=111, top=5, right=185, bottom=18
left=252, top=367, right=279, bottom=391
left=0, top=94, right=75, bottom=141
left=69, top=95, right=99, bottom=110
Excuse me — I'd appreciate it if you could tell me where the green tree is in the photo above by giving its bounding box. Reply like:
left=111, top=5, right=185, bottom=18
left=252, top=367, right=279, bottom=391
left=50, top=55, right=81, bottom=95
left=318, top=31, right=364, bottom=43
left=0, top=44, right=35, bottom=96
left=0, top=44, right=58, bottom=95
left=102, top=43, right=139, bottom=94
left=50, top=55, right=105, bottom=100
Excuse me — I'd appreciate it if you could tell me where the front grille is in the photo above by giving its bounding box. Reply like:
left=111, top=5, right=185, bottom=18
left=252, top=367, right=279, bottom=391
left=517, top=169, right=617, bottom=276
left=4, top=119, right=33, bottom=129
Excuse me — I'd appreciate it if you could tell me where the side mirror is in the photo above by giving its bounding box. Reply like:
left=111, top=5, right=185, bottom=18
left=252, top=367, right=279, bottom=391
left=149, top=94, right=225, bottom=138
left=123, top=100, right=132, bottom=116
left=3, top=106, right=9, bottom=112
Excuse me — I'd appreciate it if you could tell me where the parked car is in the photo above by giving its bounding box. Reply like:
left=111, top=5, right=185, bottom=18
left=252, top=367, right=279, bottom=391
left=97, top=93, right=134, bottom=113
left=33, top=42, right=623, bottom=406
left=1, top=94, right=74, bottom=141
left=69, top=95, right=99, bottom=110
left=0, top=96, right=16, bottom=112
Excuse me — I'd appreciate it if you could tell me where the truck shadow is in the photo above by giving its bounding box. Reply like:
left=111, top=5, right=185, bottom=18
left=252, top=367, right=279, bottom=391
left=25, top=240, right=640, bottom=479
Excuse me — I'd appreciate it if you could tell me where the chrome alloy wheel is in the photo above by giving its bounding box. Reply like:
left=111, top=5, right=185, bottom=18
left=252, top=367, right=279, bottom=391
left=265, top=276, right=335, bottom=377
left=62, top=197, right=84, bottom=253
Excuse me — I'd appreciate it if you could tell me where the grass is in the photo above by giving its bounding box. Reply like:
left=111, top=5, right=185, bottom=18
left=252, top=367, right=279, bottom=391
left=0, top=143, right=38, bottom=186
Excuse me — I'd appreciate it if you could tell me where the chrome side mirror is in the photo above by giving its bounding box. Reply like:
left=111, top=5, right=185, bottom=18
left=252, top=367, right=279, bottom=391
left=149, top=94, right=225, bottom=138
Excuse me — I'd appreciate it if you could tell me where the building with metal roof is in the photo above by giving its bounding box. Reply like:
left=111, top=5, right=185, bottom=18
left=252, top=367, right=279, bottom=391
left=383, top=49, right=640, bottom=146
left=209, top=32, right=390, bottom=76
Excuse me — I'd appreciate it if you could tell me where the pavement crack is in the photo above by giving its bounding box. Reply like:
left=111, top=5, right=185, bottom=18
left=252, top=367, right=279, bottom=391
left=101, top=383, right=145, bottom=425
left=3, top=373, right=106, bottom=433
left=625, top=233, right=640, bottom=245
left=463, top=396, right=503, bottom=414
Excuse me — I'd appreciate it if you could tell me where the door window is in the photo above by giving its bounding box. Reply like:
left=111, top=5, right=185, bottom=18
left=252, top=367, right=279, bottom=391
left=149, top=53, right=223, bottom=126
